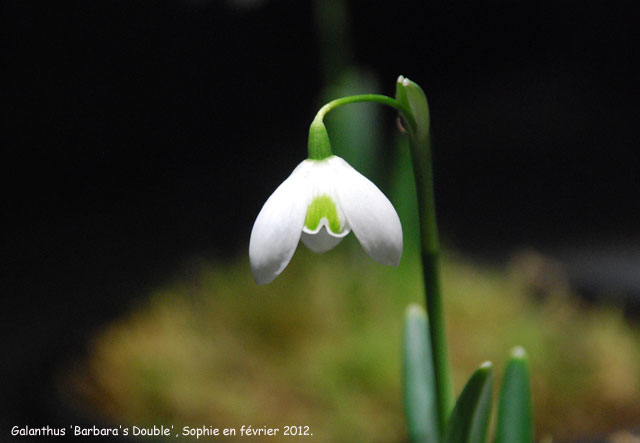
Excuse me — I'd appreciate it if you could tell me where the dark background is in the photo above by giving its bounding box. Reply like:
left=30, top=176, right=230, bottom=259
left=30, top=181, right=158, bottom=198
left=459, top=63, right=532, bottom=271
left=3, top=0, right=638, bottom=438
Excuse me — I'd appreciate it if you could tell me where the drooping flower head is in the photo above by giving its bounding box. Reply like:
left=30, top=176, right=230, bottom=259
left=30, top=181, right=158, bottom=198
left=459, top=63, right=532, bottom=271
left=249, top=151, right=402, bottom=284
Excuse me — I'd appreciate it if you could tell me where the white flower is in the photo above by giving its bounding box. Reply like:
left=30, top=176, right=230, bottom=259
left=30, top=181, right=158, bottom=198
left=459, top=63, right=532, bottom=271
left=249, top=155, right=403, bottom=284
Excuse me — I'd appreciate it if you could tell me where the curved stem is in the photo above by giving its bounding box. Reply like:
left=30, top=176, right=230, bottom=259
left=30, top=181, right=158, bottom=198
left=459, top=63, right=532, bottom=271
left=309, top=94, right=416, bottom=160
left=314, top=94, right=416, bottom=129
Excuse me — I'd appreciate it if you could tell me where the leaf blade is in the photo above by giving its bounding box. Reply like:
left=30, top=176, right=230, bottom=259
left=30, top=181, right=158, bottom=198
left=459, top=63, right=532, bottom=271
left=495, top=346, right=533, bottom=443
left=444, top=362, right=494, bottom=443
left=403, top=304, right=440, bottom=443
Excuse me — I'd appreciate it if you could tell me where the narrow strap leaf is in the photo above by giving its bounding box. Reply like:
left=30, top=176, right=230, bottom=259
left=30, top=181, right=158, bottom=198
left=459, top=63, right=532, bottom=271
left=444, top=362, right=494, bottom=443
left=403, top=304, right=440, bottom=443
left=495, top=346, right=533, bottom=443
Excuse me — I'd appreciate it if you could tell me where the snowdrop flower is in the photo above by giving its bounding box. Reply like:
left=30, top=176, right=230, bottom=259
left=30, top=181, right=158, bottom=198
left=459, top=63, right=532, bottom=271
left=249, top=154, right=402, bottom=284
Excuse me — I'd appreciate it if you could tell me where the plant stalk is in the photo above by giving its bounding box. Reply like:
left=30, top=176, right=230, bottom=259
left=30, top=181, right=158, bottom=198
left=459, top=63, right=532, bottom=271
left=312, top=88, right=453, bottom=431
left=409, top=132, right=454, bottom=430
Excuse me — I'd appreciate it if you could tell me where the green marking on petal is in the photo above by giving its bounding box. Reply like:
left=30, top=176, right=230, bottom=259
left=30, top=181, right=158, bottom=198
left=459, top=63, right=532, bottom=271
left=305, top=195, right=342, bottom=233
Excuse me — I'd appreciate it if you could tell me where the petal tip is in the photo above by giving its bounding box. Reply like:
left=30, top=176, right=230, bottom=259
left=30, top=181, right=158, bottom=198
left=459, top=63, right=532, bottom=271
left=252, top=273, right=273, bottom=285
left=249, top=255, right=281, bottom=285
left=384, top=248, right=403, bottom=267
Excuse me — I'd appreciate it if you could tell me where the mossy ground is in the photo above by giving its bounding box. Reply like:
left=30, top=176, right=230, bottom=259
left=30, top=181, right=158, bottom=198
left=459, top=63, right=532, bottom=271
left=65, top=242, right=640, bottom=442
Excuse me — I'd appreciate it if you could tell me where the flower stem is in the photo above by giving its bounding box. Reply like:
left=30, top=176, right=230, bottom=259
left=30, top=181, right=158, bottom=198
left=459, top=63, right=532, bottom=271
left=313, top=94, right=415, bottom=127
left=409, top=132, right=454, bottom=430
left=309, top=94, right=414, bottom=160
left=395, top=77, right=454, bottom=430
left=313, top=88, right=453, bottom=430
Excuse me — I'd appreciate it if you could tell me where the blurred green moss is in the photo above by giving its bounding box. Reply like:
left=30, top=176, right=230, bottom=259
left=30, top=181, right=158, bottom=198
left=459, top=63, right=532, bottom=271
left=66, top=245, right=640, bottom=441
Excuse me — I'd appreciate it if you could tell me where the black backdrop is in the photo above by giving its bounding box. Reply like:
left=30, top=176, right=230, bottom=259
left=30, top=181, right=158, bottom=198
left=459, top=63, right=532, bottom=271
left=3, top=0, right=638, bottom=435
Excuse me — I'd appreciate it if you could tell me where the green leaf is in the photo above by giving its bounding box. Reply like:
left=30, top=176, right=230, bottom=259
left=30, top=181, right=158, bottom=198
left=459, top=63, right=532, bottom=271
left=444, top=362, right=494, bottom=443
left=495, top=346, right=533, bottom=443
left=403, top=304, right=440, bottom=443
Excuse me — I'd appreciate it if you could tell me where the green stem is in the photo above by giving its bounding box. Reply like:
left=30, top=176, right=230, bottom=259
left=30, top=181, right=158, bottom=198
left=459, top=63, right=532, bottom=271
left=409, top=132, right=454, bottom=429
left=314, top=94, right=414, bottom=126
left=396, top=77, right=454, bottom=430
left=312, top=90, right=453, bottom=431
left=309, top=94, right=414, bottom=160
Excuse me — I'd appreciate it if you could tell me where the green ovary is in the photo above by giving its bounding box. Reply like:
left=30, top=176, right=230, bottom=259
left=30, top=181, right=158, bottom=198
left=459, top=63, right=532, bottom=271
left=304, top=195, right=342, bottom=233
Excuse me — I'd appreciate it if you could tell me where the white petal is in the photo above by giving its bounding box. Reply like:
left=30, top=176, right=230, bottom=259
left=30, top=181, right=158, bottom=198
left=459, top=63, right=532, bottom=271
left=301, top=220, right=350, bottom=253
left=249, top=161, right=311, bottom=284
left=332, top=156, right=403, bottom=266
